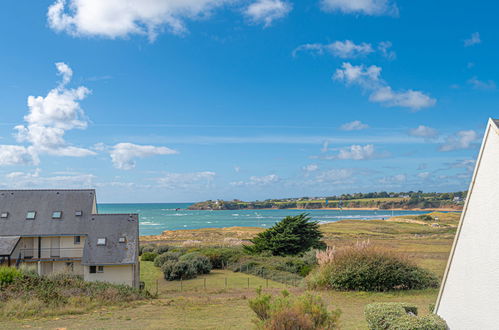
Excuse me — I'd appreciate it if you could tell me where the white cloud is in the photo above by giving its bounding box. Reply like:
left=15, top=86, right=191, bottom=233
left=468, top=76, right=496, bottom=90
left=408, top=125, right=438, bottom=138
left=244, top=0, right=292, bottom=27
left=334, top=62, right=436, bottom=110
left=0, top=62, right=95, bottom=167
left=335, top=144, right=376, bottom=160
left=340, top=120, right=369, bottom=131
left=378, top=173, right=406, bottom=184
left=293, top=40, right=374, bottom=58
left=321, top=140, right=330, bottom=153
left=315, top=168, right=353, bottom=183
left=2, top=169, right=95, bottom=189
left=110, top=143, right=178, bottom=170
left=320, top=0, right=398, bottom=16
left=48, top=0, right=235, bottom=40
left=234, top=166, right=241, bottom=173
left=464, top=32, right=481, bottom=47
left=417, top=172, right=430, bottom=179
left=0, top=145, right=37, bottom=166
left=157, top=171, right=216, bottom=189
left=303, top=164, right=319, bottom=173
left=377, top=41, right=396, bottom=60
left=439, top=130, right=478, bottom=152
left=231, top=174, right=279, bottom=186
left=447, top=159, right=476, bottom=172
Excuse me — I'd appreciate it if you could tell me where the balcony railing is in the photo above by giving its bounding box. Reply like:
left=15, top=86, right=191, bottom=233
left=19, top=248, right=83, bottom=260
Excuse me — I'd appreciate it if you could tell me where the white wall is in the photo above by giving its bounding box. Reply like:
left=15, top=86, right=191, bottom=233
left=436, top=120, right=499, bottom=329
left=83, top=264, right=134, bottom=287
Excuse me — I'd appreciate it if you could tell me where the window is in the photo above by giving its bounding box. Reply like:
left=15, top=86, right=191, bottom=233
left=74, top=236, right=81, bottom=245
left=65, top=262, right=74, bottom=272
left=97, top=266, right=104, bottom=273
left=52, top=211, right=62, bottom=219
left=0, top=212, right=8, bottom=219
left=26, top=211, right=36, bottom=220
left=119, top=237, right=126, bottom=243
left=75, top=210, right=83, bottom=216
left=89, top=266, right=96, bottom=273
left=97, top=238, right=106, bottom=246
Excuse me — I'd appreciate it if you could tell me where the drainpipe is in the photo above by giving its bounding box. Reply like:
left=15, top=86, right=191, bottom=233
left=38, top=237, right=41, bottom=259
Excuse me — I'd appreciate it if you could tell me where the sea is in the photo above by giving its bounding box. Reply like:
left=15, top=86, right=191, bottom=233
left=97, top=203, right=444, bottom=236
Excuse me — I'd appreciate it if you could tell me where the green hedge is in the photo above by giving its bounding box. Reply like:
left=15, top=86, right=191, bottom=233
left=141, top=252, right=158, bottom=262
left=365, top=303, right=447, bottom=330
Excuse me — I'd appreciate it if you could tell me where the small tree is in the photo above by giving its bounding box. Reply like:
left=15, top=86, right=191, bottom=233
left=244, top=214, right=325, bottom=256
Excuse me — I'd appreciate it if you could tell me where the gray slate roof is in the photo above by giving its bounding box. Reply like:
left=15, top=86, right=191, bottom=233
left=0, top=236, right=20, bottom=255
left=0, top=190, right=138, bottom=265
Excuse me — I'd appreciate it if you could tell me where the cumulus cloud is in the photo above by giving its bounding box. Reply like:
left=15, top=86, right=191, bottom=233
left=464, top=32, right=481, bottom=47
left=417, top=172, right=430, bottom=179
left=0, top=62, right=95, bottom=167
left=320, top=0, right=399, bottom=16
left=157, top=171, right=216, bottom=189
left=408, top=125, right=438, bottom=138
left=439, top=130, right=478, bottom=152
left=468, top=76, right=496, bottom=90
left=303, top=164, right=319, bottom=172
left=377, top=41, right=396, bottom=60
left=48, top=0, right=234, bottom=39
left=340, top=120, right=369, bottom=131
left=324, top=144, right=376, bottom=160
left=110, top=143, right=178, bottom=170
left=244, top=0, right=292, bottom=27
left=0, top=145, right=37, bottom=166
left=333, top=62, right=436, bottom=110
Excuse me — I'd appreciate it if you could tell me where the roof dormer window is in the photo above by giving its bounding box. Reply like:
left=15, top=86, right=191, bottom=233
left=26, top=211, right=36, bottom=220
left=119, top=237, right=126, bottom=243
left=97, top=238, right=106, bottom=246
left=75, top=210, right=83, bottom=217
left=0, top=212, right=8, bottom=219
left=52, top=211, right=62, bottom=219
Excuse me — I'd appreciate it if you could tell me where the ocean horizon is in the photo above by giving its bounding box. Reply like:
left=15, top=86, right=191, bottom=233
left=97, top=203, right=448, bottom=236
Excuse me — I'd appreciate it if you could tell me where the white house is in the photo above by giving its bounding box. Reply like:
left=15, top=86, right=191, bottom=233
left=435, top=118, right=499, bottom=329
left=0, top=189, right=140, bottom=288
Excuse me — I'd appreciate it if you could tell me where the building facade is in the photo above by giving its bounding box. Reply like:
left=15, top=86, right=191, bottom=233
left=435, top=119, right=499, bottom=329
left=0, top=189, right=139, bottom=288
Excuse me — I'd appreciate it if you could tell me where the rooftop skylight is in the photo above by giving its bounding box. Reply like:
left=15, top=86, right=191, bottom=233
left=26, top=211, right=36, bottom=220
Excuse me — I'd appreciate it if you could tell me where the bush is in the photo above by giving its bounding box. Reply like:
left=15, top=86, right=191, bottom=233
left=306, top=244, right=439, bottom=291
left=153, top=251, right=183, bottom=267
left=232, top=256, right=304, bottom=285
left=179, top=253, right=212, bottom=274
left=365, top=303, right=447, bottom=330
left=0, top=267, right=22, bottom=286
left=194, top=247, right=244, bottom=269
left=161, top=260, right=198, bottom=281
left=244, top=214, right=326, bottom=256
left=249, top=289, right=340, bottom=329
left=141, top=252, right=158, bottom=262
left=154, top=245, right=171, bottom=254
left=139, top=244, right=156, bottom=255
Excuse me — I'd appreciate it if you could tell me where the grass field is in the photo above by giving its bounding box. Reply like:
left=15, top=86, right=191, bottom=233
left=1, top=213, right=459, bottom=329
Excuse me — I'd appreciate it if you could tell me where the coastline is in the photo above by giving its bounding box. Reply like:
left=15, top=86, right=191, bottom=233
left=187, top=207, right=461, bottom=212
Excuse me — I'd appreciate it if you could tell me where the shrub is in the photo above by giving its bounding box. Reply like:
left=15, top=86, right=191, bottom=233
left=161, top=260, right=198, bottom=281
left=306, top=244, right=439, bottom=292
left=0, top=267, right=22, bottom=286
left=232, top=256, right=304, bottom=285
left=139, top=244, right=156, bottom=255
left=141, top=252, right=158, bottom=262
left=153, top=251, right=183, bottom=267
left=248, top=289, right=340, bottom=329
left=179, top=252, right=212, bottom=274
left=244, top=214, right=326, bottom=256
left=301, top=249, right=318, bottom=266
left=365, top=303, right=447, bottom=330
left=194, top=247, right=244, bottom=269
left=154, top=245, right=171, bottom=254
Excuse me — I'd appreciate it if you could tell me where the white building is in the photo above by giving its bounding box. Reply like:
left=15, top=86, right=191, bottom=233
left=0, top=189, right=140, bottom=288
left=436, top=118, right=499, bottom=328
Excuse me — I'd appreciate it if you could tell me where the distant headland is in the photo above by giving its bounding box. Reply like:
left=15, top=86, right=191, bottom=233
left=188, top=191, right=466, bottom=211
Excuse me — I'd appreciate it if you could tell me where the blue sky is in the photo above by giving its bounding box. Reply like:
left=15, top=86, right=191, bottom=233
left=0, top=0, right=497, bottom=202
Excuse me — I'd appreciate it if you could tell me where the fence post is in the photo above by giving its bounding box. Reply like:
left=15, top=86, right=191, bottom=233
left=180, top=279, right=183, bottom=292
left=204, top=278, right=206, bottom=290
left=266, top=278, right=268, bottom=289
left=225, top=277, right=227, bottom=289
left=156, top=279, right=159, bottom=296
left=247, top=277, right=250, bottom=289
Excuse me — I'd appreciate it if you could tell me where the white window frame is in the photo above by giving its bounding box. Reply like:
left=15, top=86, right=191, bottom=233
left=97, top=238, right=106, bottom=246
left=26, top=211, right=36, bottom=220
left=97, top=266, right=104, bottom=273
left=52, top=211, right=62, bottom=219
left=0, top=212, right=8, bottom=219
